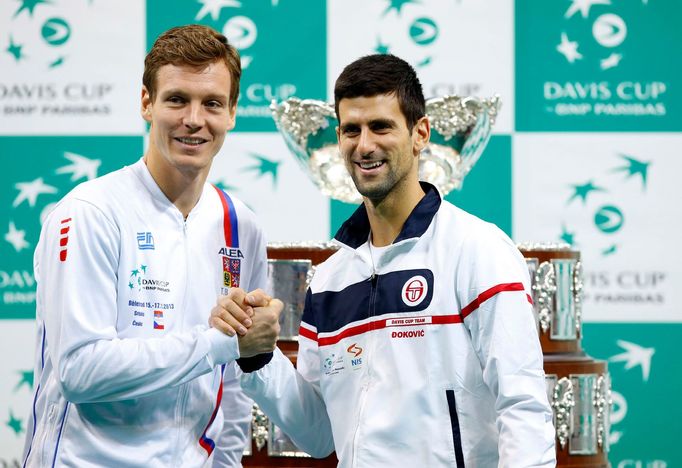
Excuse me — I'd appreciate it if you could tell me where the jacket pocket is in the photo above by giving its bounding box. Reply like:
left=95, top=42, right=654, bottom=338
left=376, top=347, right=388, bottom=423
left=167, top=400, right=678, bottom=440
left=446, top=389, right=465, bottom=467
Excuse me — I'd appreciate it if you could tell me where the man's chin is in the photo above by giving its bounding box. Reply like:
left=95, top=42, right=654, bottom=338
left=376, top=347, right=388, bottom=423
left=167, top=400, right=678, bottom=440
left=356, top=185, right=390, bottom=203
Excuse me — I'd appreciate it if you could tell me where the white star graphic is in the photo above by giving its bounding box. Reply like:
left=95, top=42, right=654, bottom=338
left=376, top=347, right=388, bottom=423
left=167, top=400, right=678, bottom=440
left=195, top=0, right=241, bottom=21
left=55, top=152, right=101, bottom=182
left=4, top=221, right=30, bottom=252
left=556, top=33, right=583, bottom=63
left=609, top=430, right=624, bottom=445
left=13, top=178, right=58, bottom=208
left=600, top=52, right=622, bottom=70
left=241, top=55, right=253, bottom=69
left=564, top=0, right=611, bottom=19
left=609, top=339, right=655, bottom=382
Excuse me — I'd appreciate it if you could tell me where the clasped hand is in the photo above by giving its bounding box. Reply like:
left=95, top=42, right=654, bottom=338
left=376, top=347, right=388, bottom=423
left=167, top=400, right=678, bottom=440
left=209, top=288, right=283, bottom=358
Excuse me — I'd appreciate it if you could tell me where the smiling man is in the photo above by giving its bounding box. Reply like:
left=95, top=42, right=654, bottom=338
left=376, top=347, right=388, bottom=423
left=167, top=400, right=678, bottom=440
left=222, top=54, right=556, bottom=467
left=22, top=25, right=280, bottom=467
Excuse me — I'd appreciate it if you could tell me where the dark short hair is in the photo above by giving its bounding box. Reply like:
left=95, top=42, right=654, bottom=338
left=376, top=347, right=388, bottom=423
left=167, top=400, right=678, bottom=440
left=143, top=24, right=241, bottom=107
left=334, top=54, right=425, bottom=130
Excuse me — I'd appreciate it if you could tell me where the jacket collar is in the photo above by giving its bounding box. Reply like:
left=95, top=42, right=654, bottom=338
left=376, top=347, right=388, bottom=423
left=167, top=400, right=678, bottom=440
left=334, top=182, right=442, bottom=249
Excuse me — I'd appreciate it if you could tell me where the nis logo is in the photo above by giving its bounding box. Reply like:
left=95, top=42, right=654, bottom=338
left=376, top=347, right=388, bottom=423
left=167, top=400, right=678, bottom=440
left=347, top=343, right=363, bottom=367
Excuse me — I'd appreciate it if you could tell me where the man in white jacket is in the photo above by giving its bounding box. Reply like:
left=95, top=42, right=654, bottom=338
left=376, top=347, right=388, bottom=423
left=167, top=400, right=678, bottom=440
left=22, top=24, right=280, bottom=467
left=216, top=54, right=556, bottom=467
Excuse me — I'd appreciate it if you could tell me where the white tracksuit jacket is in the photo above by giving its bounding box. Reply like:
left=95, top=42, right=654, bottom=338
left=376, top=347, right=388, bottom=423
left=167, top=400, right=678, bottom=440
left=241, top=183, right=556, bottom=467
left=23, top=159, right=267, bottom=467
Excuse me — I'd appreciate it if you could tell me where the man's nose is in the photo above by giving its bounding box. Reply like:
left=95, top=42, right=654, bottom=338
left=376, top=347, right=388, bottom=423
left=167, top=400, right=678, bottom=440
left=356, top=129, right=375, bottom=156
left=183, top=102, right=204, bottom=130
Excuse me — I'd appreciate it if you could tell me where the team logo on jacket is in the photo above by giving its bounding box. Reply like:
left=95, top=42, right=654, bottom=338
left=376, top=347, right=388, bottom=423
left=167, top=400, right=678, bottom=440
left=223, top=257, right=241, bottom=288
left=219, top=247, right=243, bottom=289
left=401, top=275, right=428, bottom=306
left=136, top=231, right=155, bottom=250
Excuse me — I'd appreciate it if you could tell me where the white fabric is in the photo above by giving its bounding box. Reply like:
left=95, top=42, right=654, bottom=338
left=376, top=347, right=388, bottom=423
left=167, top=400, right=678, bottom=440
left=23, top=159, right=267, bottom=467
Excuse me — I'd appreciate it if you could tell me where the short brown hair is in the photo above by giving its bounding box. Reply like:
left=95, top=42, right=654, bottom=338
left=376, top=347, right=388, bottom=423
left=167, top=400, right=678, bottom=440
left=334, top=54, right=425, bottom=131
left=143, top=24, right=241, bottom=107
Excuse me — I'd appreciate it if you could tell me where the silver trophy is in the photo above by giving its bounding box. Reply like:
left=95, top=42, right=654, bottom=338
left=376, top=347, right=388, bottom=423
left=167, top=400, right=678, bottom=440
left=271, top=95, right=501, bottom=204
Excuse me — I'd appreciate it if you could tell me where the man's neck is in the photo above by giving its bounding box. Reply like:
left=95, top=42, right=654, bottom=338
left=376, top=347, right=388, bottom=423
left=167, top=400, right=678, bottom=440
left=143, top=155, right=207, bottom=219
left=366, top=180, right=425, bottom=247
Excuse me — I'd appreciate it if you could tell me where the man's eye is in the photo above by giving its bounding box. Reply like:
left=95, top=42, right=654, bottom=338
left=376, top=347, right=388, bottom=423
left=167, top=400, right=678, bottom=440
left=167, top=96, right=184, bottom=104
left=206, top=101, right=222, bottom=109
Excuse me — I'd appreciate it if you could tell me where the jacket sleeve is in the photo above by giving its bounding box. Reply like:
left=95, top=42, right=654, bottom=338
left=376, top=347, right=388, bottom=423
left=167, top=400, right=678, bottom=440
left=37, top=197, right=239, bottom=404
left=239, top=290, right=335, bottom=458
left=457, top=228, right=556, bottom=467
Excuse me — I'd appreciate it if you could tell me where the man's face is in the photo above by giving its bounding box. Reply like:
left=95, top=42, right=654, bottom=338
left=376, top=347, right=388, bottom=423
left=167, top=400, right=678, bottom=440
left=141, top=61, right=235, bottom=178
left=336, top=93, right=426, bottom=202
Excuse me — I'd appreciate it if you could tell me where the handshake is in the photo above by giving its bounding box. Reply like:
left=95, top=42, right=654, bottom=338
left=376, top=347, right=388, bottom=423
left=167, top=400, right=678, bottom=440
left=210, top=288, right=284, bottom=358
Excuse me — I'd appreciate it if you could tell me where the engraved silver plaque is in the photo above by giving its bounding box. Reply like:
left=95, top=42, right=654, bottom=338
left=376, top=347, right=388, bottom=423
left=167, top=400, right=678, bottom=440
left=266, top=259, right=312, bottom=340
left=569, top=373, right=598, bottom=455
left=552, top=259, right=577, bottom=340
left=532, top=258, right=583, bottom=340
left=548, top=371, right=612, bottom=455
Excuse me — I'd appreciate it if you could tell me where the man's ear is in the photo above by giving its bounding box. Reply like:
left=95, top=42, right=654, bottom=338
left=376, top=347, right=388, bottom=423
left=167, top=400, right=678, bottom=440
left=141, top=86, right=153, bottom=123
left=413, top=116, right=430, bottom=155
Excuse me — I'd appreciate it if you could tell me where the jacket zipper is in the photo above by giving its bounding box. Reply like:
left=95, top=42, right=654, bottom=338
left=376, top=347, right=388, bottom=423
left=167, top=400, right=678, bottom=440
left=446, top=389, right=465, bottom=467
left=171, top=218, right=191, bottom=466
left=38, top=403, right=59, bottom=467
left=350, top=267, right=378, bottom=467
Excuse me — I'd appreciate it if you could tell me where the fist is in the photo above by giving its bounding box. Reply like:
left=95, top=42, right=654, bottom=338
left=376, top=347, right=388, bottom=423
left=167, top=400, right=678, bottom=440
left=210, top=288, right=271, bottom=336
left=238, top=298, right=284, bottom=358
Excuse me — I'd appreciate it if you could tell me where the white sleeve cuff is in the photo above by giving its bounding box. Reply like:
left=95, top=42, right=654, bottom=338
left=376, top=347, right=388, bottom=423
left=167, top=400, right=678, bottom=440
left=203, top=327, right=240, bottom=366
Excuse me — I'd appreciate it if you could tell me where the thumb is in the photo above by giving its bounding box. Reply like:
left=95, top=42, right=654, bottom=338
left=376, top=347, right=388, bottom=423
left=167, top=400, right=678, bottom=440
left=270, top=299, right=284, bottom=320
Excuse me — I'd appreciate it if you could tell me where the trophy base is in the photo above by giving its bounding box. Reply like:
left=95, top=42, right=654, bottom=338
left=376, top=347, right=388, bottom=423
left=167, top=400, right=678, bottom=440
left=545, top=353, right=611, bottom=468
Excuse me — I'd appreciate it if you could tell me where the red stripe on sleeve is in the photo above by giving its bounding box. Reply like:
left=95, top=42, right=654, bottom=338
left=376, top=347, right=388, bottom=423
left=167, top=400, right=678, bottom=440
left=460, top=282, right=526, bottom=320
